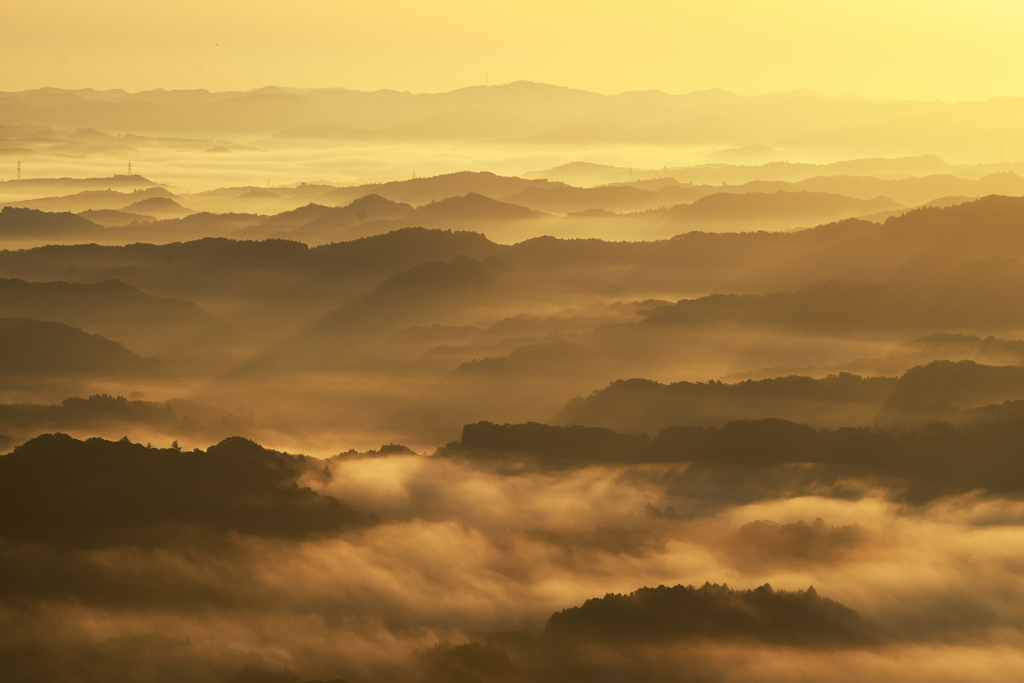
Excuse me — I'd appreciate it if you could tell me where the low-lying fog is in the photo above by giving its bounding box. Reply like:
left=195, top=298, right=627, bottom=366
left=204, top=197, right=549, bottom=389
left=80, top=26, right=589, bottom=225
left=5, top=442, right=1024, bottom=682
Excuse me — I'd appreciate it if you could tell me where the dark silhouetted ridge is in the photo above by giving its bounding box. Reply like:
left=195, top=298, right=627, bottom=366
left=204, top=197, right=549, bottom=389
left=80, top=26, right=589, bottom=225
left=0, top=394, right=253, bottom=448
left=441, top=421, right=650, bottom=467
left=642, top=259, right=1024, bottom=332
left=313, top=254, right=508, bottom=336
left=444, top=414, right=1024, bottom=502
left=254, top=202, right=335, bottom=231
left=0, top=318, right=160, bottom=376
left=311, top=227, right=504, bottom=275
left=881, top=360, right=1024, bottom=415
left=413, top=192, right=538, bottom=221
left=319, top=171, right=548, bottom=206
left=556, top=374, right=896, bottom=432
left=77, top=209, right=155, bottom=227
left=502, top=183, right=661, bottom=214
left=545, top=582, right=879, bottom=646
left=0, top=277, right=211, bottom=324
left=120, top=196, right=191, bottom=216
left=662, top=190, right=899, bottom=222
left=290, top=194, right=415, bottom=239
left=0, top=206, right=100, bottom=238
left=0, top=433, right=376, bottom=545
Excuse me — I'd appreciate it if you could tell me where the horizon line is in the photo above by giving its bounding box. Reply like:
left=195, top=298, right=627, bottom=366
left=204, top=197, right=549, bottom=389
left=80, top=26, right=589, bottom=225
left=4, top=81, right=1013, bottom=106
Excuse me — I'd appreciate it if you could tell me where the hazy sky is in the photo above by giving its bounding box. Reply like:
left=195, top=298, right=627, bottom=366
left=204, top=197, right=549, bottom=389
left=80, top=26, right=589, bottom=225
left=4, top=0, right=1024, bottom=100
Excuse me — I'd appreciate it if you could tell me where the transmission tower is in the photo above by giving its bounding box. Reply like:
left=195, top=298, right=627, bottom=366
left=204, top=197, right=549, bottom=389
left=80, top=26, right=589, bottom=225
left=128, top=160, right=132, bottom=175
left=16, top=161, right=21, bottom=181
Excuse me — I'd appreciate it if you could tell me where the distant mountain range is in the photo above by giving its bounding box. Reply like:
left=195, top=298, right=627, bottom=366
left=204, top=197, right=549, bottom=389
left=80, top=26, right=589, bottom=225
left=3, top=84, right=1024, bottom=161
left=555, top=359, right=1024, bottom=432
left=3, top=168, right=1023, bottom=248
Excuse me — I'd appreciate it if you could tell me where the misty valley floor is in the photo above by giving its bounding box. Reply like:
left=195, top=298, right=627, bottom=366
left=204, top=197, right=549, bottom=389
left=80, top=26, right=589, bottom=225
left=7, top=159, right=1024, bottom=680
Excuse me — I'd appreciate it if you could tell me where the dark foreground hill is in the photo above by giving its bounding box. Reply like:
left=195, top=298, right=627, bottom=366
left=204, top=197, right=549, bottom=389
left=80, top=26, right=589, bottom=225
left=544, top=582, right=877, bottom=646
left=418, top=582, right=877, bottom=683
left=0, top=433, right=375, bottom=545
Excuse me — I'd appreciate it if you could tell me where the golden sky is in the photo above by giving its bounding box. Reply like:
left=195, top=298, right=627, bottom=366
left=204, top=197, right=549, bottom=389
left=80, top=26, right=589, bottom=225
left=4, top=0, right=1024, bottom=100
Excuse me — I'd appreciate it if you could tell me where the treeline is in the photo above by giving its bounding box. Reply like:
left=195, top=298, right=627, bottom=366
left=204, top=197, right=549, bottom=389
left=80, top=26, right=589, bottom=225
left=441, top=414, right=1024, bottom=502
left=0, top=393, right=253, bottom=449
left=557, top=359, right=1024, bottom=433
left=414, top=583, right=877, bottom=683
left=0, top=433, right=374, bottom=545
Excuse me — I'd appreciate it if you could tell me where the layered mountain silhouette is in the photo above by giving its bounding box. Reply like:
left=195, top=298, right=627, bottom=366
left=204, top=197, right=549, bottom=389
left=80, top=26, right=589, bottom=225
left=251, top=194, right=415, bottom=243
left=441, top=413, right=1024, bottom=501
left=555, top=374, right=896, bottom=432
left=0, top=277, right=231, bottom=365
left=5, top=184, right=1024, bottom=275
left=899, top=333, right=1024, bottom=366
left=251, top=194, right=412, bottom=240
left=413, top=192, right=538, bottom=222
left=0, top=206, right=100, bottom=239
left=11, top=82, right=1024, bottom=683
left=526, top=155, right=954, bottom=186
left=0, top=394, right=252, bottom=450
left=5, top=187, right=177, bottom=213
left=77, top=208, right=155, bottom=227
left=880, top=360, right=1024, bottom=418
left=769, top=172, right=1024, bottom=206
left=247, top=201, right=336, bottom=234
left=640, top=255, right=1024, bottom=333
left=501, top=182, right=708, bottom=214
left=656, top=190, right=900, bottom=225
left=132, top=211, right=262, bottom=240
left=318, top=171, right=551, bottom=207
left=556, top=360, right=1024, bottom=433
left=5, top=167, right=1020, bottom=233
left=0, top=174, right=158, bottom=195
left=0, top=86, right=1013, bottom=162
left=289, top=254, right=509, bottom=354
left=241, top=192, right=539, bottom=244
left=120, top=196, right=191, bottom=218
left=0, top=228, right=502, bottom=305
left=0, top=317, right=160, bottom=377
left=0, top=277, right=214, bottom=328
left=9, top=198, right=1024, bottom=407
